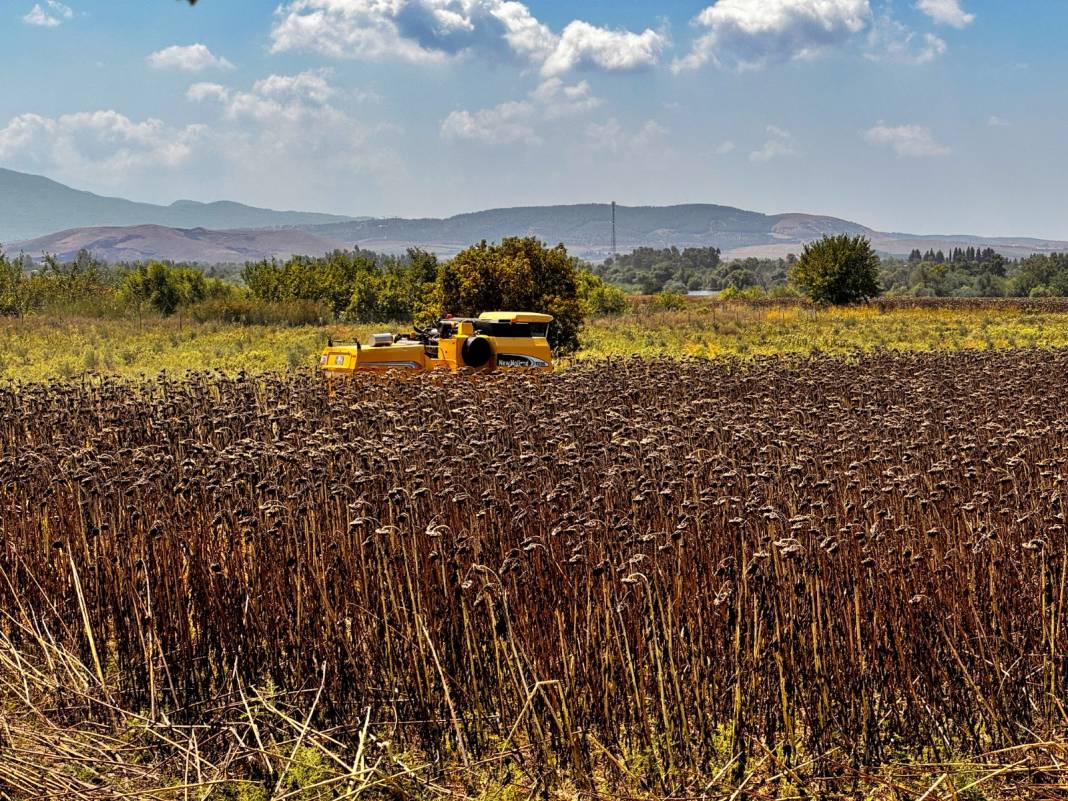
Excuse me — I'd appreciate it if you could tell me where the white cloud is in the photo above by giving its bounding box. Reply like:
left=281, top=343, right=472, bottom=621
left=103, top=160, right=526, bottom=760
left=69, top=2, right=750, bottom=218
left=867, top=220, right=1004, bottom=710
left=0, top=110, right=205, bottom=188
left=915, top=0, right=974, bottom=28
left=866, top=15, right=945, bottom=64
left=22, top=0, right=72, bottom=27
left=186, top=82, right=231, bottom=103
left=715, top=140, right=736, bottom=155
left=441, top=78, right=602, bottom=145
left=146, top=44, right=234, bottom=72
left=441, top=101, right=542, bottom=145
left=987, top=115, right=1010, bottom=128
left=674, top=0, right=872, bottom=72
left=750, top=125, right=796, bottom=162
left=186, top=70, right=402, bottom=180
left=270, top=0, right=665, bottom=76
left=586, top=118, right=668, bottom=155
left=540, top=22, right=667, bottom=77
left=863, top=123, right=950, bottom=157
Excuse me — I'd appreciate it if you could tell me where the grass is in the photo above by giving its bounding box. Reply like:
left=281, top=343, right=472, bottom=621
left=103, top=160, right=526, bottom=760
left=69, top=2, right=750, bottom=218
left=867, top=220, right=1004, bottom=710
left=578, top=303, right=1068, bottom=359
left=0, top=317, right=378, bottom=381
left=4, top=301, right=1068, bottom=380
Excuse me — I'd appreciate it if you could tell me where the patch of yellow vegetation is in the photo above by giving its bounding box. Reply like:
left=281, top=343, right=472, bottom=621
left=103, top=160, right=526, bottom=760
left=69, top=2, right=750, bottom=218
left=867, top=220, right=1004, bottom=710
left=6, top=302, right=1068, bottom=381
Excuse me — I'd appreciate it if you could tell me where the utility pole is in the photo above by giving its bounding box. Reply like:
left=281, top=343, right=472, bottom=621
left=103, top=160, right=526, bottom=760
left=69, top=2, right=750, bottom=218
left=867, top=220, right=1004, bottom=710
left=611, top=201, right=617, bottom=259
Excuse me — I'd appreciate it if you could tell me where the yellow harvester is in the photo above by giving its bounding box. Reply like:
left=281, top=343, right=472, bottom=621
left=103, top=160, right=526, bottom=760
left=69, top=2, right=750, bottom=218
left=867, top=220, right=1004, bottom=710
left=319, top=311, right=553, bottom=375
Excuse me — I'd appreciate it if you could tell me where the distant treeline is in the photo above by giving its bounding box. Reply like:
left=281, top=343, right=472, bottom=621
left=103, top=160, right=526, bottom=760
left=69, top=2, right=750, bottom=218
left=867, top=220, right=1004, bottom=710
left=592, top=244, right=1068, bottom=299
left=6, top=241, right=1068, bottom=329
left=0, top=241, right=628, bottom=344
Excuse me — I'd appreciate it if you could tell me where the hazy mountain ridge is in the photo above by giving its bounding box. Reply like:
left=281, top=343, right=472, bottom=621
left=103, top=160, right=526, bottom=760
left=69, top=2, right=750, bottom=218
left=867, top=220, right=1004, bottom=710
left=6, top=168, right=1068, bottom=264
left=0, top=168, right=355, bottom=243
left=314, top=203, right=875, bottom=258
left=13, top=224, right=351, bottom=264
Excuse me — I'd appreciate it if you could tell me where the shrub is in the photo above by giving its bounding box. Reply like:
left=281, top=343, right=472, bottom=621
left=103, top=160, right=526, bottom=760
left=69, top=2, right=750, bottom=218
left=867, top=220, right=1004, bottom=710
left=650, top=291, right=686, bottom=311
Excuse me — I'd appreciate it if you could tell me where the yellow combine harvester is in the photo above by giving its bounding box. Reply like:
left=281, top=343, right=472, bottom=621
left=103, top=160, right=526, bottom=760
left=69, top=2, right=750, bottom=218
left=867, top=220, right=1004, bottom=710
left=319, top=311, right=553, bottom=375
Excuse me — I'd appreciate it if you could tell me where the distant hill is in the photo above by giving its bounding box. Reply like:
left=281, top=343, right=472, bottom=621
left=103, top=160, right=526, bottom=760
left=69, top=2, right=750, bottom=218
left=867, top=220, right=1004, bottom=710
left=14, top=225, right=350, bottom=264
left=313, top=203, right=875, bottom=260
left=0, top=167, right=355, bottom=243
left=6, top=169, right=1068, bottom=263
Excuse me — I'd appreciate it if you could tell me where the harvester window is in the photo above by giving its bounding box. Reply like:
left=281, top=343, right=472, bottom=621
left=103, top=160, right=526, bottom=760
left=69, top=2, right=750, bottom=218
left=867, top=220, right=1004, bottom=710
left=475, top=322, right=540, bottom=337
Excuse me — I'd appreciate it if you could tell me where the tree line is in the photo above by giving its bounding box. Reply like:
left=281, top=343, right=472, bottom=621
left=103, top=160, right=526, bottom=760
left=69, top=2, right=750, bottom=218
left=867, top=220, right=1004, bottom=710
left=589, top=242, right=1068, bottom=300
left=0, top=239, right=630, bottom=352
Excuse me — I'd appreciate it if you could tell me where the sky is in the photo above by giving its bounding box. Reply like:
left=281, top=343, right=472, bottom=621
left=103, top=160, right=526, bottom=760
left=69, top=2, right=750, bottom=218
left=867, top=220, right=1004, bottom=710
left=1, top=0, right=1066, bottom=238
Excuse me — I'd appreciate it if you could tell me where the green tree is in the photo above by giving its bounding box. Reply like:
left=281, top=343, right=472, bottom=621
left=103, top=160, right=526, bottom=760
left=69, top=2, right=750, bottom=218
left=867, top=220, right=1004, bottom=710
left=789, top=235, right=881, bottom=305
left=120, top=262, right=205, bottom=318
left=439, top=238, right=585, bottom=352
left=0, top=250, right=43, bottom=319
left=577, top=270, right=629, bottom=316
left=118, top=265, right=153, bottom=327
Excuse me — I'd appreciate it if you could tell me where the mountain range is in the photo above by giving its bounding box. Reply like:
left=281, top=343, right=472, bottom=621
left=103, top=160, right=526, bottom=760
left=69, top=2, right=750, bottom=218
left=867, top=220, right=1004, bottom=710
left=4, top=167, right=1067, bottom=264
left=0, top=167, right=355, bottom=244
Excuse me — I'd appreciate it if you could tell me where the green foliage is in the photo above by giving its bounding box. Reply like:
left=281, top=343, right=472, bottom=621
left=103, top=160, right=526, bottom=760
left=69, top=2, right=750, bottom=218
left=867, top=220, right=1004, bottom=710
left=597, top=246, right=722, bottom=293
left=594, top=247, right=795, bottom=294
left=720, top=285, right=768, bottom=301
left=281, top=747, right=333, bottom=800
left=439, top=237, right=585, bottom=352
left=243, top=250, right=375, bottom=317
left=243, top=247, right=438, bottom=324
left=1008, top=253, right=1068, bottom=297
left=0, top=250, right=45, bottom=318
left=790, top=235, right=882, bottom=304
left=880, top=248, right=1008, bottom=297
left=577, top=270, right=630, bottom=316
left=650, top=290, right=686, bottom=310
left=119, top=262, right=211, bottom=317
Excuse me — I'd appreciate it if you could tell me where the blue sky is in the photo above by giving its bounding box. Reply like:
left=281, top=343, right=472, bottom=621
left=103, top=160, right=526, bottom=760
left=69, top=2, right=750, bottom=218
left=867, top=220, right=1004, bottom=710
left=2, top=0, right=1066, bottom=238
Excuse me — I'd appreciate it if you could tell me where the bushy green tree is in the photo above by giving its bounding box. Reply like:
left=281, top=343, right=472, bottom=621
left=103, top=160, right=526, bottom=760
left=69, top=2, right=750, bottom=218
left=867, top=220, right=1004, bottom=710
left=119, top=262, right=208, bottom=318
left=439, top=238, right=585, bottom=352
left=789, top=235, right=881, bottom=305
left=0, top=249, right=43, bottom=319
left=577, top=270, right=629, bottom=316
left=243, top=250, right=379, bottom=316
left=344, top=248, right=439, bottom=323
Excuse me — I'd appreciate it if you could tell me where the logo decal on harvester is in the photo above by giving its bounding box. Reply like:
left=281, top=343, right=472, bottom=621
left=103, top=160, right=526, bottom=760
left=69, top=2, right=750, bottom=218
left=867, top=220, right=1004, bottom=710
left=497, top=354, right=549, bottom=368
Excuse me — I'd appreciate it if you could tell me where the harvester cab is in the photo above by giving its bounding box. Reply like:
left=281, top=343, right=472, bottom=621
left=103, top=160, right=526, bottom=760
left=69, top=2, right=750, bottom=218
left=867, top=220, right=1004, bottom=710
left=319, top=311, right=553, bottom=376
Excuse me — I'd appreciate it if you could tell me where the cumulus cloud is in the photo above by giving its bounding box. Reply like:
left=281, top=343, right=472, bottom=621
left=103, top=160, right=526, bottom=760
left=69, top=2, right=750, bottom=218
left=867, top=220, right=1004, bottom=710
left=987, top=115, right=1010, bottom=128
left=749, top=125, right=796, bottom=162
left=586, top=118, right=668, bottom=155
left=186, top=70, right=402, bottom=180
left=441, top=78, right=602, bottom=145
left=674, top=0, right=872, bottom=72
left=270, top=0, right=666, bottom=76
left=715, top=140, right=736, bottom=155
left=0, top=110, right=205, bottom=187
left=186, top=82, right=231, bottom=103
left=541, top=22, right=667, bottom=77
left=22, top=0, right=72, bottom=27
left=146, top=44, right=234, bottom=72
left=866, top=15, right=945, bottom=64
left=915, top=0, right=974, bottom=28
left=863, top=123, right=950, bottom=157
